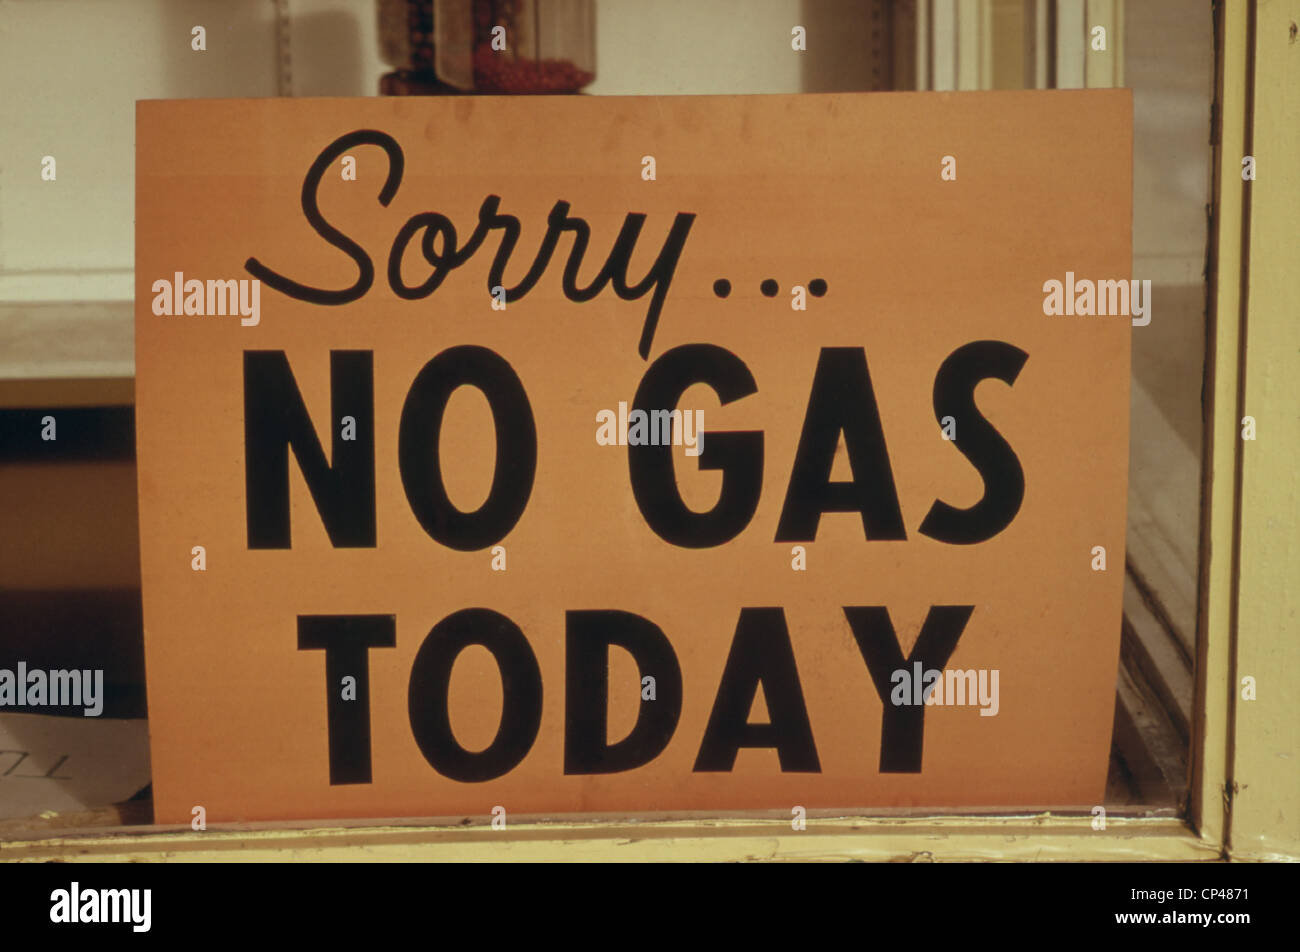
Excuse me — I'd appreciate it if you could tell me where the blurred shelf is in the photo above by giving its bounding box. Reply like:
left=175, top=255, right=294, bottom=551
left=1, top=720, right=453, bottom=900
left=0, top=301, right=133, bottom=407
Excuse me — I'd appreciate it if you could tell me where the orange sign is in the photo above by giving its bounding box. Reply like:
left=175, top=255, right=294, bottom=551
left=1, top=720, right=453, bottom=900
left=135, top=91, right=1132, bottom=823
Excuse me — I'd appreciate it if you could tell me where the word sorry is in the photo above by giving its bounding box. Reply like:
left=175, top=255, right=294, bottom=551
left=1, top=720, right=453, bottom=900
left=596, top=403, right=704, bottom=456
left=244, top=129, right=693, bottom=358
left=0, top=663, right=103, bottom=716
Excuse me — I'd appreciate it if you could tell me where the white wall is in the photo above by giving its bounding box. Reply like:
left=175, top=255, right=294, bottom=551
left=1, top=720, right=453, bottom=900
left=0, top=0, right=281, bottom=300
left=0, top=0, right=391, bottom=302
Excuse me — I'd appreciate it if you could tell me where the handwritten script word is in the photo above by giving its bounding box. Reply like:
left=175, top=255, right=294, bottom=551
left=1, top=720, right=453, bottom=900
left=245, top=130, right=695, bottom=358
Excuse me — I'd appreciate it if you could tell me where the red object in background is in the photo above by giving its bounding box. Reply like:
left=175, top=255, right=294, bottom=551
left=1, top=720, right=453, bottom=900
left=379, top=0, right=595, bottom=95
left=471, top=43, right=594, bottom=93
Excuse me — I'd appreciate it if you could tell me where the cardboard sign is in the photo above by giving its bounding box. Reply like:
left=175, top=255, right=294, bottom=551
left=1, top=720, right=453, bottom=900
left=135, top=91, right=1132, bottom=823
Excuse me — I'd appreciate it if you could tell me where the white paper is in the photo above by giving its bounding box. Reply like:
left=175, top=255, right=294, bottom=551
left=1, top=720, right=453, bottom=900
left=0, top=713, right=149, bottom=821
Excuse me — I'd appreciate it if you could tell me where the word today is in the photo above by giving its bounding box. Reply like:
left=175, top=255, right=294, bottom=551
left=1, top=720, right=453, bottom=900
left=299, top=603, right=980, bottom=783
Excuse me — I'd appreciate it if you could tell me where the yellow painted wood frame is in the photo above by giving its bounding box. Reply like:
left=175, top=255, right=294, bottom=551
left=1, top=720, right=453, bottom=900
left=1214, top=0, right=1300, bottom=862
